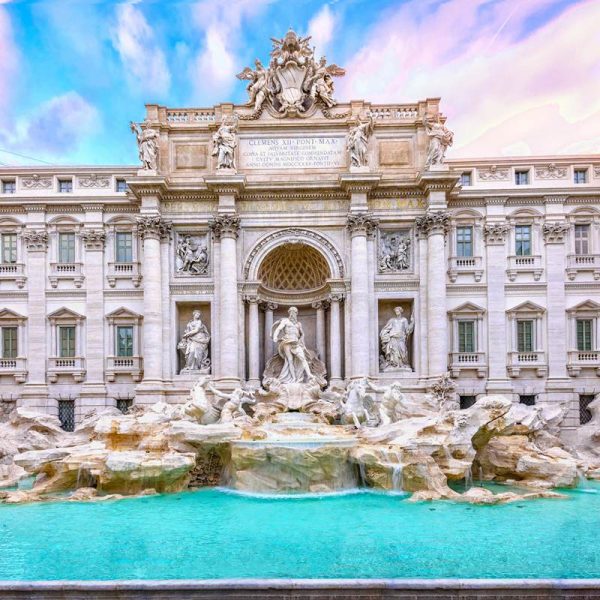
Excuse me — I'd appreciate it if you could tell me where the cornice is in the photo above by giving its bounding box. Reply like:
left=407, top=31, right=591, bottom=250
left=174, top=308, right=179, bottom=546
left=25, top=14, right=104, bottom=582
left=204, top=175, right=246, bottom=195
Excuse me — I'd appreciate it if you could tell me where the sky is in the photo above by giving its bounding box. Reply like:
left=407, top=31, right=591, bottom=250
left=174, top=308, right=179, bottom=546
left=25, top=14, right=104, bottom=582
left=0, top=0, right=599, bottom=167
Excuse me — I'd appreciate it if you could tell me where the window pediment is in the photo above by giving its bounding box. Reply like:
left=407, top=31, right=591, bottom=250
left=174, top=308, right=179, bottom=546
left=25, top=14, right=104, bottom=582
left=106, top=307, right=143, bottom=323
left=448, top=302, right=485, bottom=317
left=507, top=301, right=545, bottom=317
left=47, top=307, right=86, bottom=323
left=0, top=308, right=26, bottom=323
left=567, top=300, right=600, bottom=316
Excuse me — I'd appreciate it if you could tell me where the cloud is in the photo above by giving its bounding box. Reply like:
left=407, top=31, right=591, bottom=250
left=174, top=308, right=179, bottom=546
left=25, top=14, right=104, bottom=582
left=0, top=4, right=19, bottom=113
left=189, top=0, right=272, bottom=103
left=111, top=2, right=171, bottom=97
left=338, top=0, right=600, bottom=157
left=308, top=5, right=336, bottom=58
left=0, top=92, right=100, bottom=163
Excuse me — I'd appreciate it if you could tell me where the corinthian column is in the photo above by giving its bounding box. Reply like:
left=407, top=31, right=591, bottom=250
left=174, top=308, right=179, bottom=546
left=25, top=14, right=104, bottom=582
left=136, top=215, right=171, bottom=403
left=416, top=210, right=449, bottom=378
left=347, top=213, right=378, bottom=379
left=210, top=214, right=241, bottom=386
left=245, top=295, right=260, bottom=386
left=328, top=293, right=343, bottom=385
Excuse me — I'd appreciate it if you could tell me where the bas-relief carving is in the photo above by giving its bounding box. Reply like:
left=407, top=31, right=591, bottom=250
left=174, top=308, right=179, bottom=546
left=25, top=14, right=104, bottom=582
left=594, top=165, right=600, bottom=178
left=379, top=306, right=414, bottom=372
left=542, top=221, right=569, bottom=243
left=212, top=118, right=238, bottom=171
left=175, top=233, right=209, bottom=275
left=78, top=174, right=110, bottom=189
left=236, top=29, right=345, bottom=119
left=21, top=174, right=52, bottom=189
left=535, top=163, right=568, bottom=179
left=347, top=116, right=373, bottom=168
left=478, top=165, right=510, bottom=181
left=177, top=310, right=211, bottom=373
left=130, top=121, right=159, bottom=172
left=378, top=230, right=411, bottom=273
left=424, top=114, right=453, bottom=168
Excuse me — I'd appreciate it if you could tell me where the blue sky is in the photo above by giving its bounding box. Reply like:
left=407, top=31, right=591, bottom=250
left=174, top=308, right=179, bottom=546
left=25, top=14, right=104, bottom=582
left=0, top=0, right=598, bottom=166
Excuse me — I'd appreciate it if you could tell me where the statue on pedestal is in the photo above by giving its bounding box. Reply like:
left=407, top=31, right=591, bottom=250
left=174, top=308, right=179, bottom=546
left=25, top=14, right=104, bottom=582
left=424, top=114, right=453, bottom=168
left=212, top=118, right=237, bottom=170
left=380, top=307, right=414, bottom=371
left=178, top=310, right=211, bottom=372
left=130, top=121, right=159, bottom=171
left=347, top=116, right=373, bottom=168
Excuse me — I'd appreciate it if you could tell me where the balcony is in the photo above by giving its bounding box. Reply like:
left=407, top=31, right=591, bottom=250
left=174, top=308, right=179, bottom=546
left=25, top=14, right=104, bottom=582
left=506, top=255, right=543, bottom=281
left=0, top=357, right=27, bottom=383
left=449, top=352, right=487, bottom=378
left=0, top=263, right=26, bottom=288
left=106, top=356, right=143, bottom=382
left=567, top=350, right=600, bottom=377
left=107, top=262, right=142, bottom=288
left=507, top=351, right=547, bottom=378
left=566, top=254, right=600, bottom=281
left=49, top=262, right=84, bottom=288
left=47, top=357, right=86, bottom=383
left=447, top=256, right=483, bottom=283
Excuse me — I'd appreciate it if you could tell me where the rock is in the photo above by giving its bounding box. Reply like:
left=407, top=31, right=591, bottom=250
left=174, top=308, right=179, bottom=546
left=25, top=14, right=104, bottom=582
left=0, top=463, right=28, bottom=488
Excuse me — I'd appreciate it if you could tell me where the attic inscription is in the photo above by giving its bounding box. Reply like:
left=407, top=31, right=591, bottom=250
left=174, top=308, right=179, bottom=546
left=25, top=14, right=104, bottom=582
left=239, top=136, right=346, bottom=169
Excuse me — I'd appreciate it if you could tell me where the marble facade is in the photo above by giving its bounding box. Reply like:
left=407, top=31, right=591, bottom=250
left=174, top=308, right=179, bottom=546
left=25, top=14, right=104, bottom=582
left=0, top=33, right=598, bottom=442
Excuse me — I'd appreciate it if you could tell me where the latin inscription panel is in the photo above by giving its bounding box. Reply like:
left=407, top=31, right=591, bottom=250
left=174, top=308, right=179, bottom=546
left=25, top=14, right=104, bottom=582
left=239, top=136, right=346, bottom=170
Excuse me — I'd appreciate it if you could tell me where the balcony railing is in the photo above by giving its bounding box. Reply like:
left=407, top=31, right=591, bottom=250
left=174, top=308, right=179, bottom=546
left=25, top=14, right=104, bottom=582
left=0, top=356, right=27, bottom=382
left=506, top=255, right=543, bottom=281
left=449, top=352, right=487, bottom=378
left=448, top=256, right=483, bottom=282
left=106, top=356, right=143, bottom=382
left=0, top=262, right=26, bottom=288
left=47, top=356, right=85, bottom=382
left=507, top=351, right=547, bottom=377
left=566, top=254, right=600, bottom=281
left=49, top=262, right=84, bottom=288
left=567, top=350, right=600, bottom=376
left=107, top=262, right=142, bottom=288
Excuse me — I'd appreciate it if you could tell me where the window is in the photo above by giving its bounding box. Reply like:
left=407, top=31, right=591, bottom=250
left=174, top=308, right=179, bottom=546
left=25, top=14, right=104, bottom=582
left=1, top=233, right=17, bottom=264
left=576, top=319, right=593, bottom=351
left=58, top=400, right=75, bottom=432
left=460, top=172, right=472, bottom=186
left=574, top=169, right=588, bottom=184
left=574, top=224, right=590, bottom=255
left=515, top=225, right=532, bottom=256
left=58, top=179, right=73, bottom=193
left=517, top=320, right=534, bottom=352
left=1, top=327, right=17, bottom=359
left=458, top=320, right=476, bottom=353
left=59, top=326, right=76, bottom=358
left=116, top=232, right=133, bottom=263
left=58, top=232, right=76, bottom=263
left=459, top=395, right=477, bottom=410
left=1, top=180, right=16, bottom=194
left=456, top=226, right=473, bottom=257
left=116, top=398, right=133, bottom=414
left=515, top=170, right=529, bottom=185
left=519, top=395, right=536, bottom=406
left=116, top=325, right=134, bottom=357
left=580, top=395, right=594, bottom=425
left=116, top=179, right=128, bottom=193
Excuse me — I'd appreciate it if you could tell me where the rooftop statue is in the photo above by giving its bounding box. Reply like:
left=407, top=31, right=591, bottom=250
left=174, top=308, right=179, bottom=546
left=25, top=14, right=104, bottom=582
left=130, top=121, right=159, bottom=171
left=236, top=29, right=345, bottom=118
left=424, top=113, right=454, bottom=168
left=212, top=117, right=237, bottom=171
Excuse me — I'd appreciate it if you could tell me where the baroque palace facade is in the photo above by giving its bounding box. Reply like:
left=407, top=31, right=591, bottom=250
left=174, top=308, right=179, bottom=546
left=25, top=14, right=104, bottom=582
left=0, top=32, right=598, bottom=439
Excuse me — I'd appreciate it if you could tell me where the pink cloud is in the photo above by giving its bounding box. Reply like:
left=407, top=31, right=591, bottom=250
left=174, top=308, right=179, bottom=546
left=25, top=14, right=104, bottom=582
left=339, top=0, right=600, bottom=157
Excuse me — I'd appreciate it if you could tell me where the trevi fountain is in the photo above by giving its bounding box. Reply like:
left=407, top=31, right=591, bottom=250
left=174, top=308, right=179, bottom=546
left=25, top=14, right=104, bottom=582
left=0, top=28, right=599, bottom=597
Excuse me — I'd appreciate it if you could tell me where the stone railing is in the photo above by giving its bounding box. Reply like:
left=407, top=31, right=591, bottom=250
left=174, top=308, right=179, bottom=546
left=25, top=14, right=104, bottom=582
left=369, top=105, right=419, bottom=119
left=0, top=357, right=27, bottom=383
left=0, top=262, right=26, bottom=288
left=449, top=352, right=486, bottom=378
left=107, top=262, right=142, bottom=288
left=166, top=110, right=216, bottom=123
left=447, top=255, right=483, bottom=282
left=49, top=262, right=84, bottom=288
left=47, top=357, right=86, bottom=382
left=567, top=350, right=600, bottom=377
left=506, top=255, right=543, bottom=281
left=507, top=351, right=547, bottom=377
left=106, top=356, right=143, bottom=382
left=566, top=254, right=600, bottom=280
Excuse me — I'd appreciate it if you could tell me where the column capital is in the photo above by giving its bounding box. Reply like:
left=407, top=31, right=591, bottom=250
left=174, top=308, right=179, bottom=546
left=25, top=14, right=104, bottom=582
left=415, top=210, right=450, bottom=236
left=543, top=221, right=569, bottom=244
left=136, top=215, right=172, bottom=241
left=328, top=292, right=345, bottom=303
left=312, top=300, right=330, bottom=310
left=346, top=212, right=379, bottom=237
left=243, top=294, right=259, bottom=304
left=483, top=221, right=510, bottom=245
left=22, top=229, right=48, bottom=252
left=81, top=228, right=106, bottom=251
left=260, top=301, right=278, bottom=312
left=209, top=213, right=241, bottom=240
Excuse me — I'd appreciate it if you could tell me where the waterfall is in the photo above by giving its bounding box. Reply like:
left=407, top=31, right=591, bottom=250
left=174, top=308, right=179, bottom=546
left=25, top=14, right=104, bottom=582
left=391, top=464, right=403, bottom=492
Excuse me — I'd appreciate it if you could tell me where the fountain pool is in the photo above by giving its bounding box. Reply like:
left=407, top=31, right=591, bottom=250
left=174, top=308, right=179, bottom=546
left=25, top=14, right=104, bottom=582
left=0, top=483, right=599, bottom=581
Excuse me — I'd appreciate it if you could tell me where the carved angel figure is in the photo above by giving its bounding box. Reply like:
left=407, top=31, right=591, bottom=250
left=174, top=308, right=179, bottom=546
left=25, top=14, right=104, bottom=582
left=176, top=235, right=209, bottom=275
left=212, top=118, right=237, bottom=170
left=424, top=114, right=454, bottom=168
left=236, top=59, right=270, bottom=112
left=130, top=121, right=159, bottom=171
left=347, top=116, right=373, bottom=168
left=307, top=57, right=344, bottom=108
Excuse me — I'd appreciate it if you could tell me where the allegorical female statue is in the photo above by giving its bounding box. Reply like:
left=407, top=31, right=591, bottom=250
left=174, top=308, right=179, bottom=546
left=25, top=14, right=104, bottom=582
left=130, top=121, right=159, bottom=171
left=347, top=116, right=373, bottom=168
left=178, top=310, right=210, bottom=372
left=379, top=306, right=414, bottom=371
left=424, top=114, right=454, bottom=168
left=212, top=118, right=237, bottom=170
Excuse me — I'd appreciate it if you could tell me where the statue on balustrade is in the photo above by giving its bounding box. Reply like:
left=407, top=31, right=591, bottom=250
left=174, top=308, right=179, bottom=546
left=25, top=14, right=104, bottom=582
left=178, top=310, right=211, bottom=372
left=347, top=115, right=373, bottom=168
left=380, top=307, right=414, bottom=371
left=176, top=235, right=209, bottom=275
left=212, top=118, right=237, bottom=170
left=263, top=306, right=326, bottom=387
left=423, top=113, right=453, bottom=168
left=130, top=121, right=159, bottom=171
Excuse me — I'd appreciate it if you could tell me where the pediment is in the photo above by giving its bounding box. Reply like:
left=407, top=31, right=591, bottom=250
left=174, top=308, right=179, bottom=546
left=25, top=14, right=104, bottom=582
left=106, top=307, right=143, bottom=321
left=506, top=301, right=545, bottom=315
left=0, top=308, right=27, bottom=322
left=448, top=302, right=485, bottom=315
left=567, top=300, right=600, bottom=314
left=47, top=307, right=86, bottom=322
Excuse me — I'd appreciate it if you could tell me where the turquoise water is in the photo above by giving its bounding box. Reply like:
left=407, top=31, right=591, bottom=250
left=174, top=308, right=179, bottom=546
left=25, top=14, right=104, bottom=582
left=0, top=484, right=599, bottom=580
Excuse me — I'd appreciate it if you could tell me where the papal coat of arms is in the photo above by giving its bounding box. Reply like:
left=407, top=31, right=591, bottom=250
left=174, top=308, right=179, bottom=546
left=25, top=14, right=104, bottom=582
left=236, top=29, right=346, bottom=118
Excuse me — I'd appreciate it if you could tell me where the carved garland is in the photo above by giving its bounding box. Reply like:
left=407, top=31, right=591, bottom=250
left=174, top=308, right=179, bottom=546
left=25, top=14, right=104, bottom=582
left=414, top=210, right=450, bottom=236
left=209, top=214, right=241, bottom=240
left=136, top=216, right=172, bottom=240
